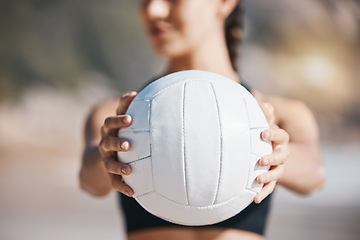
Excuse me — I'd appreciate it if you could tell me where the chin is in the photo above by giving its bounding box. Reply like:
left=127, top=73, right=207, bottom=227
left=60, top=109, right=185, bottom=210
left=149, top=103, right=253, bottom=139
left=151, top=41, right=188, bottom=59
left=154, top=48, right=188, bottom=59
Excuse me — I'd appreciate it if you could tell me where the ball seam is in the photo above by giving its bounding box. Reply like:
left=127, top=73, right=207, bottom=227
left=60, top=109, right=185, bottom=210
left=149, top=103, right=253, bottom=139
left=210, top=82, right=223, bottom=205
left=183, top=82, right=190, bottom=205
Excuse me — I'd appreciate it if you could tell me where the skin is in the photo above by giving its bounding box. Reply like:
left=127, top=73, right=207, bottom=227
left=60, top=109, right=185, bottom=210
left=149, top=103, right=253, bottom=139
left=79, top=0, right=326, bottom=239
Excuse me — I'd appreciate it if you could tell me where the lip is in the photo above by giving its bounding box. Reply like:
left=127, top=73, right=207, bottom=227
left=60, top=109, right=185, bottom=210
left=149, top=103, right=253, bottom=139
left=148, top=24, right=172, bottom=38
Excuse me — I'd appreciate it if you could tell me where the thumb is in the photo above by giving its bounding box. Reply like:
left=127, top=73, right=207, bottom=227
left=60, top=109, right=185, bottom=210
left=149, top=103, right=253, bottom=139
left=260, top=102, right=275, bottom=126
left=116, top=91, right=137, bottom=115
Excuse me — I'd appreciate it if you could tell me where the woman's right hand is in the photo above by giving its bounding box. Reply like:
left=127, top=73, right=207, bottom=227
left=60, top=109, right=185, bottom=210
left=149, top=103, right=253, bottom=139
left=98, top=91, right=138, bottom=197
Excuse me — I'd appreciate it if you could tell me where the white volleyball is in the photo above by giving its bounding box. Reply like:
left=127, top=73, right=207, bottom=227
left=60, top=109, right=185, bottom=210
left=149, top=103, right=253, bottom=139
left=118, top=70, right=272, bottom=226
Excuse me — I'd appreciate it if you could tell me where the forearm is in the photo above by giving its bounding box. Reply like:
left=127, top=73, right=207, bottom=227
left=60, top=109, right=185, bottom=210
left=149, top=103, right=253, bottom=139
left=79, top=145, right=112, bottom=197
left=278, top=142, right=326, bottom=195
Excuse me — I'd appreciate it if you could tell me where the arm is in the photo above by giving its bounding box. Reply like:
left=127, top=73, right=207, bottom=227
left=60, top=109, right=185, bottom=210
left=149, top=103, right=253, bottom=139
left=79, top=92, right=138, bottom=197
left=79, top=98, right=119, bottom=197
left=265, top=96, right=326, bottom=195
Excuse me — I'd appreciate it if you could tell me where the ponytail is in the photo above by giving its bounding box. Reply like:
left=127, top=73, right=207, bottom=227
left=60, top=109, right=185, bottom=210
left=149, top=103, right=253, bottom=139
left=225, top=1, right=243, bottom=71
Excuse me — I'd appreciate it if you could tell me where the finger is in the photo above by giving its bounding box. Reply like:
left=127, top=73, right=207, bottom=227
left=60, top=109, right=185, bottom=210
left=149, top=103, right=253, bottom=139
left=99, top=136, right=130, bottom=153
left=252, top=89, right=264, bottom=103
left=254, top=181, right=276, bottom=204
left=110, top=174, right=134, bottom=197
left=103, top=157, right=132, bottom=175
left=117, top=91, right=137, bottom=115
left=102, top=115, right=132, bottom=136
left=261, top=128, right=289, bottom=144
left=258, top=147, right=289, bottom=167
left=259, top=102, right=275, bottom=126
left=256, top=165, right=284, bottom=184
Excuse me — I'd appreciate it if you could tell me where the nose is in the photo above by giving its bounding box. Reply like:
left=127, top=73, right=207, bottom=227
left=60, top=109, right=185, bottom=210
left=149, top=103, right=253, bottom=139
left=142, top=0, right=171, bottom=20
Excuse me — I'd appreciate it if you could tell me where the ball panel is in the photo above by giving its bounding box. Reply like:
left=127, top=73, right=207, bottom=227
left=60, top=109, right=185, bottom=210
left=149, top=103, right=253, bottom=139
left=244, top=97, right=269, bottom=129
left=246, top=154, right=270, bottom=193
left=183, top=81, right=221, bottom=207
left=124, top=157, right=154, bottom=197
left=135, top=189, right=256, bottom=226
left=137, top=70, right=250, bottom=100
left=150, top=83, right=188, bottom=205
left=117, top=131, right=150, bottom=163
left=136, top=77, right=184, bottom=100
left=122, top=100, right=150, bottom=131
left=210, top=83, right=251, bottom=204
left=250, top=128, right=272, bottom=157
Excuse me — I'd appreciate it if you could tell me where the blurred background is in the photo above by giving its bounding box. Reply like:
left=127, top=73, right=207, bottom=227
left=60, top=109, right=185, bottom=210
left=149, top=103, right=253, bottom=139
left=0, top=0, right=359, bottom=239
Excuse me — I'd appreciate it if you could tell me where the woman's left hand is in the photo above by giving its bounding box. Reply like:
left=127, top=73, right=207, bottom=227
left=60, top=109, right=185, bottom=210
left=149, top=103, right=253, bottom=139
left=254, top=102, right=290, bottom=204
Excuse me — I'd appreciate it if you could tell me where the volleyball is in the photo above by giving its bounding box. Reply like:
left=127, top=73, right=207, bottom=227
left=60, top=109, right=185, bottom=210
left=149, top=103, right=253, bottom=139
left=117, top=70, right=272, bottom=226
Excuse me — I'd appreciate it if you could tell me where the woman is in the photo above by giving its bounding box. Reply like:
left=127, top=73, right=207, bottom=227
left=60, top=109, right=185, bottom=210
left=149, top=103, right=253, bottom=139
left=79, top=0, right=326, bottom=239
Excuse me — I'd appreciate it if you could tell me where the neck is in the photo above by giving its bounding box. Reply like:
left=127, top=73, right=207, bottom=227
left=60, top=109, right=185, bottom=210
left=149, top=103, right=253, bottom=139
left=165, top=30, right=240, bottom=83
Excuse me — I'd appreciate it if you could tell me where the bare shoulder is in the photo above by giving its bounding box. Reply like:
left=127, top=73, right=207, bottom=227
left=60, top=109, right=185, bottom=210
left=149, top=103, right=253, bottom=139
left=84, top=97, right=120, bottom=144
left=262, top=94, right=319, bottom=142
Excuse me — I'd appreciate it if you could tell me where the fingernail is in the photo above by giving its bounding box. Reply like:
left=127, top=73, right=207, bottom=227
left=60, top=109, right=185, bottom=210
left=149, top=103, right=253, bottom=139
left=264, top=102, right=271, bottom=110
left=263, top=131, right=270, bottom=139
left=124, top=190, right=130, bottom=197
left=121, top=141, right=129, bottom=150
left=124, top=189, right=133, bottom=197
left=262, top=158, right=269, bottom=166
left=129, top=91, right=137, bottom=96
left=121, top=167, right=127, bottom=174
left=123, top=115, right=131, bottom=124
left=259, top=176, right=266, bottom=184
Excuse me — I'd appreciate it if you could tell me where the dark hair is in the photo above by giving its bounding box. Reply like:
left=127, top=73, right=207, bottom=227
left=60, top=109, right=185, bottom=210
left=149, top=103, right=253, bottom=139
left=225, top=1, right=243, bottom=71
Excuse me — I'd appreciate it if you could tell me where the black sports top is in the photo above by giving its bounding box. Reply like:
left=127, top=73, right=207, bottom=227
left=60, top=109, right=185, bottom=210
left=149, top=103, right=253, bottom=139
left=119, top=193, right=272, bottom=235
left=118, top=78, right=272, bottom=235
